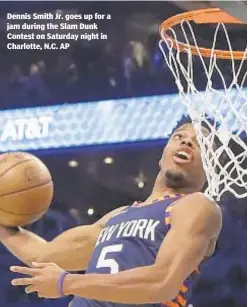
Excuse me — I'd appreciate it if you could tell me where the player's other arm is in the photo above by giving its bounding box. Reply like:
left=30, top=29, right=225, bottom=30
left=0, top=206, right=127, bottom=271
left=63, top=193, right=222, bottom=303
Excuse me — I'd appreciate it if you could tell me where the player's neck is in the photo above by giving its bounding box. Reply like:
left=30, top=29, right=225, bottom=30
left=146, top=172, right=194, bottom=203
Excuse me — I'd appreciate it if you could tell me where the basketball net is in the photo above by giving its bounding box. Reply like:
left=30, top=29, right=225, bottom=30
left=159, top=9, right=247, bottom=200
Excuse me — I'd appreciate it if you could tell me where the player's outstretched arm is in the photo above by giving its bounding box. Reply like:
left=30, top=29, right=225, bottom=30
left=0, top=206, right=127, bottom=271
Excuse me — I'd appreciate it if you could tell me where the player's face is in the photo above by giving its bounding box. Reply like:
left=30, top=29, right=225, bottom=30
left=159, top=123, right=207, bottom=191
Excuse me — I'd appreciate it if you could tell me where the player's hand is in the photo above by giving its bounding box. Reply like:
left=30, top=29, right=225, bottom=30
left=10, top=262, right=66, bottom=298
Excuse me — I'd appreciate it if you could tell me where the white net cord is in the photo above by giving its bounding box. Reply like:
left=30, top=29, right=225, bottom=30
left=159, top=20, right=247, bottom=200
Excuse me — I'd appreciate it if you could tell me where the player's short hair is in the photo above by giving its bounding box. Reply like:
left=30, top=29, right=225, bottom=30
left=170, top=116, right=192, bottom=136
left=171, top=115, right=219, bottom=151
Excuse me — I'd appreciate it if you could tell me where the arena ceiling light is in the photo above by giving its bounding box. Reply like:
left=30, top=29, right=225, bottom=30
left=87, top=208, right=94, bottom=216
left=68, top=160, right=78, bottom=168
left=104, top=157, right=114, bottom=164
left=137, top=181, right=145, bottom=189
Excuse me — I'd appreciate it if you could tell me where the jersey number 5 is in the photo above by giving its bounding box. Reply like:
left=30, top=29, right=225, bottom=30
left=96, top=244, right=123, bottom=274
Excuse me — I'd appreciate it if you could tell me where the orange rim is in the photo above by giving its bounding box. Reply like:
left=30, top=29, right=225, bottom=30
left=160, top=8, right=246, bottom=60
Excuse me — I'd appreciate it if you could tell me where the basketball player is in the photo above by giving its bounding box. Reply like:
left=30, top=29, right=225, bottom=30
left=0, top=121, right=222, bottom=307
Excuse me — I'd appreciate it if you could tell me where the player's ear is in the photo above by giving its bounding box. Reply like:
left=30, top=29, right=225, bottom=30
left=159, top=159, right=162, bottom=168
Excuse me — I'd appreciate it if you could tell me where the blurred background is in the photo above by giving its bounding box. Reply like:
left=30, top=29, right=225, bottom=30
left=0, top=1, right=246, bottom=307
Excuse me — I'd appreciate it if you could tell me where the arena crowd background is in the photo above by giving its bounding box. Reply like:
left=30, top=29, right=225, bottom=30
left=0, top=1, right=246, bottom=307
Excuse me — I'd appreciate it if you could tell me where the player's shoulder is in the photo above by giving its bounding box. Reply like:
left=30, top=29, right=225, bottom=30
left=179, top=192, right=220, bottom=212
left=173, top=192, right=222, bottom=233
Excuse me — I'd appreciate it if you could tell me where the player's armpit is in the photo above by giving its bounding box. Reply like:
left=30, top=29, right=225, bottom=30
left=95, top=206, right=128, bottom=228
left=153, top=192, right=222, bottom=301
